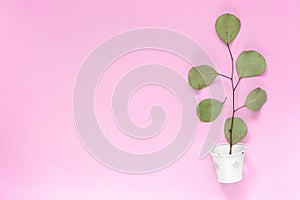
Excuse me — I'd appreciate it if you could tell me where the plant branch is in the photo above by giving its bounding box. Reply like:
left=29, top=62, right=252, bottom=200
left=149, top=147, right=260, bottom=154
left=218, top=73, right=231, bottom=80
left=227, top=43, right=235, bottom=90
left=235, top=105, right=246, bottom=113
left=227, top=43, right=235, bottom=155
left=222, top=96, right=228, bottom=104
left=234, top=78, right=242, bottom=91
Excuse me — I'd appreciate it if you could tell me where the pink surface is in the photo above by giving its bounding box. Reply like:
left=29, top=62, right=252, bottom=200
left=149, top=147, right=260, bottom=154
left=1, top=0, right=300, bottom=199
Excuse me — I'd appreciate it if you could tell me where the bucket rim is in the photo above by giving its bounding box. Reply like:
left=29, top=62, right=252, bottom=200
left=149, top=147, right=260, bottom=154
left=209, top=143, right=248, bottom=157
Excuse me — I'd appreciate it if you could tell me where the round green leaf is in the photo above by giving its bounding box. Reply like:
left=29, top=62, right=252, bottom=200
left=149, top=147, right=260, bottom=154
left=188, top=65, right=218, bottom=90
left=236, top=50, right=266, bottom=78
left=215, top=13, right=241, bottom=44
left=245, top=87, right=267, bottom=111
left=224, top=117, right=247, bottom=145
left=197, top=99, right=224, bottom=122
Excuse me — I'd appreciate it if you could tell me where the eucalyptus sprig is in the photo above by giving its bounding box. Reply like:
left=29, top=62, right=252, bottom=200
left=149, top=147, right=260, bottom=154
left=188, top=13, right=267, bottom=154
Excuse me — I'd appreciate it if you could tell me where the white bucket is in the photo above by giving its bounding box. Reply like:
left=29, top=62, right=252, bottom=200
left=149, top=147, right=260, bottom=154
left=210, top=144, right=247, bottom=183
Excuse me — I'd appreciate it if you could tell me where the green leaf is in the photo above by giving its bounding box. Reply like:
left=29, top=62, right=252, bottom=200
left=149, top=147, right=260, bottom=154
left=197, top=99, right=224, bottom=122
left=215, top=13, right=241, bottom=44
left=224, top=117, right=247, bottom=145
left=245, top=87, right=267, bottom=111
left=236, top=50, right=266, bottom=78
left=188, top=65, right=218, bottom=90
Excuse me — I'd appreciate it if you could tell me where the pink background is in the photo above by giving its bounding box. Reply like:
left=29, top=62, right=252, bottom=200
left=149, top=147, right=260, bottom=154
left=1, top=0, right=300, bottom=199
